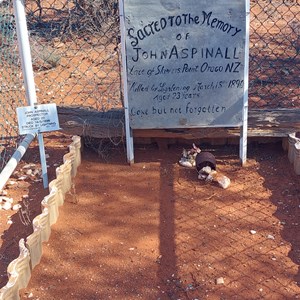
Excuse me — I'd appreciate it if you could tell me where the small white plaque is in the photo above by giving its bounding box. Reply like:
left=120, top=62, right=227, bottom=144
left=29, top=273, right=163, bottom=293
left=17, top=103, right=60, bottom=134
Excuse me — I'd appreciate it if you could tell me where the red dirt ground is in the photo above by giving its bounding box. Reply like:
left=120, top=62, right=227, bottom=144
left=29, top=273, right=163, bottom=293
left=0, top=133, right=72, bottom=288
left=0, top=1, right=299, bottom=299
left=8, top=139, right=299, bottom=300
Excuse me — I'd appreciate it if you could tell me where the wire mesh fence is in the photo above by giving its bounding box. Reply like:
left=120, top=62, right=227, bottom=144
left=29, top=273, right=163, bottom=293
left=21, top=0, right=300, bottom=111
left=0, top=0, right=26, bottom=171
left=26, top=0, right=122, bottom=111
left=0, top=0, right=299, bottom=170
left=249, top=0, right=300, bottom=108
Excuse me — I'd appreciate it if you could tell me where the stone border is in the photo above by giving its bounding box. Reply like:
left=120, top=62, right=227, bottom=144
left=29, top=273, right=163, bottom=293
left=0, top=136, right=81, bottom=300
left=288, top=132, right=300, bottom=175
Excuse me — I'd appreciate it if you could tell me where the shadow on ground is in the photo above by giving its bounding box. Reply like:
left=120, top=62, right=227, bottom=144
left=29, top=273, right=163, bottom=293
left=19, top=142, right=300, bottom=300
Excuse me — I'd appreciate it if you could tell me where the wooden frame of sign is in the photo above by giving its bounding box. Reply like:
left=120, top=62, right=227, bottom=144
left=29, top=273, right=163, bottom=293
left=119, top=0, right=250, bottom=165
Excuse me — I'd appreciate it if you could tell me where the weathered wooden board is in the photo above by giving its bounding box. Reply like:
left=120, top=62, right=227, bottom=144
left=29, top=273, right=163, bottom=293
left=123, top=0, right=247, bottom=129
left=57, top=106, right=300, bottom=139
left=57, top=106, right=125, bottom=138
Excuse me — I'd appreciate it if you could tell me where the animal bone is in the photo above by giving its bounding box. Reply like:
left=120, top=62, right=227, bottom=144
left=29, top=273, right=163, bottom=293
left=198, top=167, right=231, bottom=189
left=179, top=143, right=231, bottom=189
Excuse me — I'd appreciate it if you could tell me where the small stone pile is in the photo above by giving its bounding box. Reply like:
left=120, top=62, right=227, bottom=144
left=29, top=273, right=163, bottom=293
left=0, top=163, right=41, bottom=212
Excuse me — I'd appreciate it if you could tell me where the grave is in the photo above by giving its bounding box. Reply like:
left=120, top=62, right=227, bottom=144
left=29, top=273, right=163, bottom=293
left=120, top=0, right=250, bottom=163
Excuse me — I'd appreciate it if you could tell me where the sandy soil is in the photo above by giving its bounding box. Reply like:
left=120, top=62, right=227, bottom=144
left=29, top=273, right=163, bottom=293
left=13, top=140, right=300, bottom=300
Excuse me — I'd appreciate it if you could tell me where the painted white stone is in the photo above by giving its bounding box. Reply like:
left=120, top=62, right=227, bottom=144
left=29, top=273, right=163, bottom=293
left=1, top=196, right=13, bottom=203
left=18, top=175, right=27, bottom=181
left=22, top=163, right=36, bottom=169
left=13, top=204, right=22, bottom=211
left=1, top=202, right=12, bottom=210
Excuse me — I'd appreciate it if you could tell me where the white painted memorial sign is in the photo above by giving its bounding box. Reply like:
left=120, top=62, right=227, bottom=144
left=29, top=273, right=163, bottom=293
left=17, top=103, right=60, bottom=134
left=124, top=0, right=247, bottom=129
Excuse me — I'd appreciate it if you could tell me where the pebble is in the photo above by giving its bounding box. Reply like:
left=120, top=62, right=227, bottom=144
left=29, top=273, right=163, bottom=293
left=0, top=190, right=8, bottom=196
left=17, top=175, right=27, bottom=181
left=250, top=230, right=257, bottom=235
left=7, top=219, right=13, bottom=225
left=33, top=169, right=40, bottom=176
left=267, top=234, right=275, bottom=240
left=1, top=202, right=12, bottom=210
left=23, top=163, right=36, bottom=169
left=1, top=197, right=13, bottom=203
left=25, top=169, right=33, bottom=176
left=7, top=180, right=17, bottom=186
left=13, top=204, right=22, bottom=211
left=216, top=277, right=225, bottom=285
left=186, top=283, right=195, bottom=290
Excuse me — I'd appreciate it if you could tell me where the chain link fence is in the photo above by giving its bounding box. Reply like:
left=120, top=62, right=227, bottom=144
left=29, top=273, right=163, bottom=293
left=0, top=0, right=299, bottom=169
left=0, top=0, right=26, bottom=171
left=249, top=0, right=299, bottom=108
left=26, top=0, right=122, bottom=111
